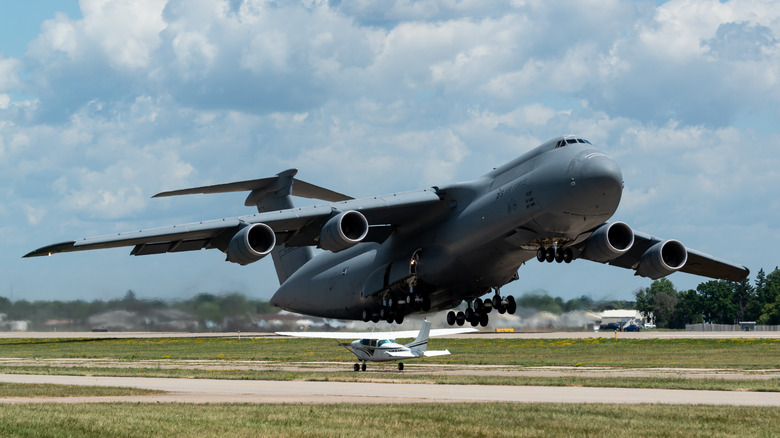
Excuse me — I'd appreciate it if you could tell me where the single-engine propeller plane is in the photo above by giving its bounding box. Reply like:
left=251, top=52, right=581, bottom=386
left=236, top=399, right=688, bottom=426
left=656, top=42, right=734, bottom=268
left=26, top=135, right=749, bottom=327
left=276, top=319, right=476, bottom=371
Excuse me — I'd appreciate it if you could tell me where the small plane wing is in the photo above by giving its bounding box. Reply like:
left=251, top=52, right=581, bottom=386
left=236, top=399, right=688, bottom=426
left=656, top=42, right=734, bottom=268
left=24, top=188, right=443, bottom=258
left=586, top=229, right=749, bottom=281
left=276, top=327, right=477, bottom=340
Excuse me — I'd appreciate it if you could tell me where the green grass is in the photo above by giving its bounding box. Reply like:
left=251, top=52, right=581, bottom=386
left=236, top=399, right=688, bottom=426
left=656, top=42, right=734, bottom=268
left=0, top=382, right=160, bottom=398
left=0, top=403, right=777, bottom=438
left=1, top=337, right=778, bottom=368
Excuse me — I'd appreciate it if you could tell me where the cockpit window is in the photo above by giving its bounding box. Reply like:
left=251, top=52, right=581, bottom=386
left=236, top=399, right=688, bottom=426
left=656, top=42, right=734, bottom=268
left=378, top=339, right=395, bottom=346
left=555, top=137, right=593, bottom=148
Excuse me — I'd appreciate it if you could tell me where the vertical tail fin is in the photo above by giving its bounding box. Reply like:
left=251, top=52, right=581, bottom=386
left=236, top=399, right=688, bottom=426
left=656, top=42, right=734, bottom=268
left=153, top=168, right=353, bottom=285
left=247, top=170, right=314, bottom=285
left=405, top=319, right=432, bottom=355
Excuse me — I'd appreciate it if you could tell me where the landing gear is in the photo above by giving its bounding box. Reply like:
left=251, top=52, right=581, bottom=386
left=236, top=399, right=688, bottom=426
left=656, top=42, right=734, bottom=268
left=361, top=362, right=366, bottom=372
left=398, top=363, right=404, bottom=371
left=446, top=288, right=516, bottom=327
left=354, top=362, right=367, bottom=372
left=354, top=363, right=360, bottom=372
left=537, top=246, right=574, bottom=264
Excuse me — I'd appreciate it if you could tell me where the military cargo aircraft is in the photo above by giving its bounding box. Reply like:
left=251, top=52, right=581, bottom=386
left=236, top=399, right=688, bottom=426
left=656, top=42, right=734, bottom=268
left=276, top=319, right=476, bottom=371
left=26, top=135, right=749, bottom=327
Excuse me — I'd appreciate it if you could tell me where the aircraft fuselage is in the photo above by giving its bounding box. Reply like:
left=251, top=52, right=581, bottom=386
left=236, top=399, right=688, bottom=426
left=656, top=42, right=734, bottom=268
left=270, top=137, right=624, bottom=319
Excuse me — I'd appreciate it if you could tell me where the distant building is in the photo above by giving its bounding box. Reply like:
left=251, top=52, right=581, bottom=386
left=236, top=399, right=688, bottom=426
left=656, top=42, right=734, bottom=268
left=599, top=309, right=651, bottom=329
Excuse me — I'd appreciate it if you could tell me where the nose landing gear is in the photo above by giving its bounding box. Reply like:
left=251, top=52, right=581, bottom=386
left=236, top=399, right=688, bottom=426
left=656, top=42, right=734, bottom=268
left=446, top=288, right=515, bottom=327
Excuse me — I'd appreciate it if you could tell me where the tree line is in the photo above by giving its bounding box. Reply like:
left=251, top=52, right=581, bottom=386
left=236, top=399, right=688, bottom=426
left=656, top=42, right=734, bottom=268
left=0, top=291, right=277, bottom=331
left=635, top=267, right=780, bottom=328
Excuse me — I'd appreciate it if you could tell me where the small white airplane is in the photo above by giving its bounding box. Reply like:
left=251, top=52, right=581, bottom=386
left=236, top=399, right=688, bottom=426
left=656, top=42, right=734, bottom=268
left=277, top=319, right=477, bottom=371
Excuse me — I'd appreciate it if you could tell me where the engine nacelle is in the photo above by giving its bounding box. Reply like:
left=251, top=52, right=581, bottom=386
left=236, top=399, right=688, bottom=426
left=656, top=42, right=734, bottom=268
left=581, top=221, right=635, bottom=262
left=226, top=223, right=276, bottom=265
left=319, top=210, right=369, bottom=252
left=636, top=239, right=688, bottom=279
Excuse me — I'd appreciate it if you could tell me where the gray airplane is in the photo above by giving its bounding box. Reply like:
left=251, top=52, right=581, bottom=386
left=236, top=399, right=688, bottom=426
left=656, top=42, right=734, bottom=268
left=25, top=134, right=749, bottom=327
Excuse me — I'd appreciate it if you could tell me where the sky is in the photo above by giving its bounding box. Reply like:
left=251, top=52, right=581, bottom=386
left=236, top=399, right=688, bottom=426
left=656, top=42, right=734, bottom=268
left=1, top=0, right=778, bottom=305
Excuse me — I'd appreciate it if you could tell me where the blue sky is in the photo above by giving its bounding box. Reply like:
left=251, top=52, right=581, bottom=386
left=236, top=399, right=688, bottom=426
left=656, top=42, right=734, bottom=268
left=1, top=0, right=778, bottom=304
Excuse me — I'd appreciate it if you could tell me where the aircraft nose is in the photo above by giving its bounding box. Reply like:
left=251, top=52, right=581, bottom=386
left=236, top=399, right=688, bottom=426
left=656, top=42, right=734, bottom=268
left=576, top=152, right=623, bottom=196
left=566, top=152, right=624, bottom=218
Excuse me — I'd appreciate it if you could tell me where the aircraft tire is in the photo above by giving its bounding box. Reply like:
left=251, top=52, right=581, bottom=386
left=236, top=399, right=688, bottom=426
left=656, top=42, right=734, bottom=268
left=555, top=248, right=564, bottom=263
left=537, top=247, right=546, bottom=262
left=545, top=247, right=555, bottom=262
left=446, top=311, right=456, bottom=326
left=422, top=296, right=431, bottom=312
left=474, top=298, right=483, bottom=311
left=456, top=311, right=465, bottom=326
left=479, top=312, right=489, bottom=327
left=395, top=313, right=404, bottom=324
left=398, top=363, right=404, bottom=371
left=361, top=363, right=366, bottom=372
left=371, top=313, right=380, bottom=323
left=563, top=248, right=574, bottom=263
left=362, top=309, right=370, bottom=322
left=498, top=305, right=506, bottom=314
left=470, top=318, right=479, bottom=327
left=483, top=300, right=493, bottom=313
left=465, top=308, right=474, bottom=321
left=354, top=363, right=360, bottom=372
left=507, top=296, right=517, bottom=314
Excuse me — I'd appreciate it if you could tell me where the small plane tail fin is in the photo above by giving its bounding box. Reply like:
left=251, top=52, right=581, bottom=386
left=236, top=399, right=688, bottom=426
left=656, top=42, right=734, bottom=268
left=153, top=170, right=353, bottom=285
left=405, top=319, right=432, bottom=355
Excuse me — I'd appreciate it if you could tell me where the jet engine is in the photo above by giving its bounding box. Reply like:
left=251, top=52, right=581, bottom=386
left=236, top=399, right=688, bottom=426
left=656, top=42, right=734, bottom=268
left=581, top=221, right=635, bottom=262
left=636, top=240, right=687, bottom=279
left=226, top=223, right=276, bottom=265
left=319, top=210, right=369, bottom=252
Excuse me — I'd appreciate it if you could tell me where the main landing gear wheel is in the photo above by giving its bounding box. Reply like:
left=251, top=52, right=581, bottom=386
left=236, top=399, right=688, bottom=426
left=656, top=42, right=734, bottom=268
left=538, top=246, right=574, bottom=264
left=447, top=310, right=456, bottom=326
left=398, top=363, right=404, bottom=371
left=354, top=363, right=360, bottom=372
left=444, top=289, right=517, bottom=326
left=362, top=308, right=370, bottom=323
left=361, top=363, right=367, bottom=372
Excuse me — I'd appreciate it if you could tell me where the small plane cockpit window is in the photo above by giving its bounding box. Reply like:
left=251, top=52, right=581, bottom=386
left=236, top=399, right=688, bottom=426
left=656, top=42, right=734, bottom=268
left=566, top=139, right=577, bottom=144
left=361, top=339, right=370, bottom=346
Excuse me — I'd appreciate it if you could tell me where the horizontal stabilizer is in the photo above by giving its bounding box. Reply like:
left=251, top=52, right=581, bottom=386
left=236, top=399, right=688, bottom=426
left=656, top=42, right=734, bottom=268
left=153, top=169, right=353, bottom=204
left=423, top=350, right=450, bottom=357
left=386, top=351, right=417, bottom=358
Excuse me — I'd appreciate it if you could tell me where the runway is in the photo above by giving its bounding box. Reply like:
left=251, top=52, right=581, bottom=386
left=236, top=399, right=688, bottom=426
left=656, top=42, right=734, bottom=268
left=1, top=373, right=779, bottom=406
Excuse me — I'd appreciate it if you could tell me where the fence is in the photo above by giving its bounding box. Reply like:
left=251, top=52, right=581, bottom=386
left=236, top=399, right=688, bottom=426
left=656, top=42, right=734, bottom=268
left=686, top=323, right=780, bottom=331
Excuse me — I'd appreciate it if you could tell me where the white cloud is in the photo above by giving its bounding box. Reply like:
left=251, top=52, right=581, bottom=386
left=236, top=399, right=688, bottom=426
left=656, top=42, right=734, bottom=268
left=2, top=0, right=779, bottom=301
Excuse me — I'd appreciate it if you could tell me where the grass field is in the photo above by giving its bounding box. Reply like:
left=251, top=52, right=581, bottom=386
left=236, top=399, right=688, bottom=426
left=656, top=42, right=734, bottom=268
left=1, top=336, right=778, bottom=368
left=0, top=382, right=160, bottom=398
left=0, top=403, right=778, bottom=438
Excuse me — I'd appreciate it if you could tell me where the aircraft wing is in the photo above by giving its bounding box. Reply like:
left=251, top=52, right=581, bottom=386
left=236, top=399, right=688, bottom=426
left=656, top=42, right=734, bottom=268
left=601, top=230, right=749, bottom=281
left=24, top=188, right=443, bottom=258
left=276, top=326, right=477, bottom=340
left=422, top=350, right=451, bottom=357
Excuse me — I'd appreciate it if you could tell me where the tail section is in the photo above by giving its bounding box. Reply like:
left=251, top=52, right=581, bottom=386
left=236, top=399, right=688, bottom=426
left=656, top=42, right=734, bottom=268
left=405, top=319, right=432, bottom=355
left=153, top=169, right=353, bottom=285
